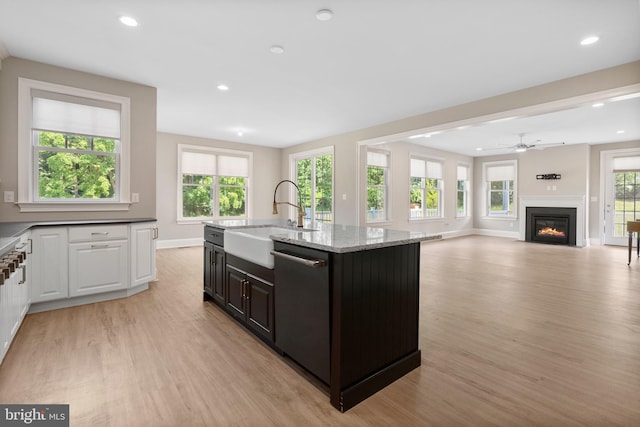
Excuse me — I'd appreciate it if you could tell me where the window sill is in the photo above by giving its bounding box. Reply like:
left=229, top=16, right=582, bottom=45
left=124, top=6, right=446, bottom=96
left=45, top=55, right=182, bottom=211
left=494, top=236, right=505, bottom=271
left=17, top=202, right=131, bottom=213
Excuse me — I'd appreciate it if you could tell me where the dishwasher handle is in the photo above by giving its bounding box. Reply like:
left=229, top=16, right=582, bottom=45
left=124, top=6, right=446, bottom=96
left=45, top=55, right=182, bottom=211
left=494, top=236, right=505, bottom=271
left=270, top=250, right=327, bottom=268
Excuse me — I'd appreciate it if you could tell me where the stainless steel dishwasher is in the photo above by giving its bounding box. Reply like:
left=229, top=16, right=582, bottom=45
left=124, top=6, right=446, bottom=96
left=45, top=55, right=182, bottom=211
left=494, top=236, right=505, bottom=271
left=272, top=242, right=330, bottom=384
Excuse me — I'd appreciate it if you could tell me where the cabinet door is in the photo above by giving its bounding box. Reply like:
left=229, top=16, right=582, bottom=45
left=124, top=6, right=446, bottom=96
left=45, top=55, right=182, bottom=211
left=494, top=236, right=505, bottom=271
left=69, top=240, right=129, bottom=297
left=225, top=265, right=246, bottom=318
left=30, top=228, right=69, bottom=302
left=203, top=242, right=214, bottom=298
left=130, top=222, right=157, bottom=287
left=246, top=275, right=275, bottom=341
left=212, top=245, right=225, bottom=305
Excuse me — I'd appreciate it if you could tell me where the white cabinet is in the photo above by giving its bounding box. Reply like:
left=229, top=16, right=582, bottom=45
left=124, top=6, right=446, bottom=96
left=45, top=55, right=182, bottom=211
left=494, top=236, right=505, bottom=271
left=130, top=222, right=157, bottom=287
left=68, top=225, right=129, bottom=296
left=69, top=239, right=129, bottom=297
left=1, top=231, right=31, bottom=363
left=27, top=221, right=157, bottom=312
left=30, top=227, right=68, bottom=303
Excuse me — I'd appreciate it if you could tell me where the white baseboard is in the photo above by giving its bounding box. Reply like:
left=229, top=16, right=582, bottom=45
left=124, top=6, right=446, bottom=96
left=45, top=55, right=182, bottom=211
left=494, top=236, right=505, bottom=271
left=589, top=238, right=601, bottom=246
left=440, top=229, right=475, bottom=239
left=471, top=228, right=520, bottom=239
left=157, top=238, right=203, bottom=249
left=29, top=283, right=149, bottom=314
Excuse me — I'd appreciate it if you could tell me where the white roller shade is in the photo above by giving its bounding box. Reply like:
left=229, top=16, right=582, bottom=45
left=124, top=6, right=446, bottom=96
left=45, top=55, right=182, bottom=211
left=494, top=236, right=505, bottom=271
left=457, top=165, right=469, bottom=180
left=613, top=156, right=640, bottom=172
left=486, top=165, right=514, bottom=181
left=33, top=97, right=121, bottom=139
left=426, top=161, right=443, bottom=179
left=218, top=155, right=249, bottom=177
left=367, top=151, right=388, bottom=167
left=410, top=158, right=426, bottom=177
left=182, top=151, right=216, bottom=176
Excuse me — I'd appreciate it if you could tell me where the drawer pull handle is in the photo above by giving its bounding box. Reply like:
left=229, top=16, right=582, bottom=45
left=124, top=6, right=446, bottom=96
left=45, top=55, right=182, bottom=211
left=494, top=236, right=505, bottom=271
left=91, top=232, right=109, bottom=236
left=91, top=244, right=110, bottom=249
left=270, top=251, right=327, bottom=268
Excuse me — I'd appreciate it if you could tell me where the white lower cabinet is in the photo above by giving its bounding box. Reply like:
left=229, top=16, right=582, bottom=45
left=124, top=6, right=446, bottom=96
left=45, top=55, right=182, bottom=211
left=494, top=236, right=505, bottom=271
left=130, top=222, right=157, bottom=287
left=30, top=227, right=68, bottom=303
left=69, top=240, right=129, bottom=296
left=1, top=231, right=31, bottom=363
left=28, top=221, right=157, bottom=310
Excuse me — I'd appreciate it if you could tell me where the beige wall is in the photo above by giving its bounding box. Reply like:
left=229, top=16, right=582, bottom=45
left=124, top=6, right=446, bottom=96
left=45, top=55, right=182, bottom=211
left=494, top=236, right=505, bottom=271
left=473, top=144, right=590, bottom=234
left=156, top=132, right=281, bottom=243
left=281, top=61, right=640, bottom=236
left=0, top=57, right=157, bottom=222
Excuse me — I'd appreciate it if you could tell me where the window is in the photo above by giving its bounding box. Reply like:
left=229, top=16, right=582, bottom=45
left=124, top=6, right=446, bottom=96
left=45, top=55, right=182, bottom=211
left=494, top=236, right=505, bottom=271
left=484, top=161, right=517, bottom=217
left=292, top=147, right=334, bottom=223
left=410, top=157, right=443, bottom=219
left=178, top=145, right=251, bottom=221
left=18, top=78, right=131, bottom=211
left=457, top=164, right=470, bottom=218
left=367, top=149, right=390, bottom=222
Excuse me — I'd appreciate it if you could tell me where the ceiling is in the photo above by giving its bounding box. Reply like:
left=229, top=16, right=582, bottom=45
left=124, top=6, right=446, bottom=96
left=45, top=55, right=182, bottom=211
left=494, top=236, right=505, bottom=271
left=0, top=0, right=639, bottom=156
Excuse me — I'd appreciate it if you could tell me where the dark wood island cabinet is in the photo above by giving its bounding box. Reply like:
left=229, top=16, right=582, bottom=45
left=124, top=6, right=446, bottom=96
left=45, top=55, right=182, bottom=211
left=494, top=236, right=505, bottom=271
left=203, top=221, right=440, bottom=412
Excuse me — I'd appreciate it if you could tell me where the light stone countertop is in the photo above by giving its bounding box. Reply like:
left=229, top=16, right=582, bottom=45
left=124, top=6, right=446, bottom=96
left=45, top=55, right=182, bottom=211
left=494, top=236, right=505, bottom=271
left=203, top=219, right=441, bottom=253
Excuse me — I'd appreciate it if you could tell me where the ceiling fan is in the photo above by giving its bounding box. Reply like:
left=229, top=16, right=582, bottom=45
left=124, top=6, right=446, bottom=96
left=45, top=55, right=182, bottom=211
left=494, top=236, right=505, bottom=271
left=495, top=134, right=566, bottom=152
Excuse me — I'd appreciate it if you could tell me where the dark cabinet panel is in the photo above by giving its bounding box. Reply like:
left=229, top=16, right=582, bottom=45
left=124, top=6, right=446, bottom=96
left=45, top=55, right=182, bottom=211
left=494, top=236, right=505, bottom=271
left=225, top=258, right=275, bottom=343
left=204, top=241, right=225, bottom=304
left=226, top=265, right=247, bottom=318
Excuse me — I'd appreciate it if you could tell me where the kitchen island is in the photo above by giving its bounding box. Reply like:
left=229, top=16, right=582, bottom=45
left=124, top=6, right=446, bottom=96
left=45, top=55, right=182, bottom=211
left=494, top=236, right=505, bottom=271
left=203, top=219, right=440, bottom=412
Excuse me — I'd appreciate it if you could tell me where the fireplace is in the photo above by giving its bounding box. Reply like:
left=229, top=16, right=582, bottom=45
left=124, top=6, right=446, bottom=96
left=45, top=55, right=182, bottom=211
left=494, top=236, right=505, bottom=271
left=525, top=207, right=577, bottom=246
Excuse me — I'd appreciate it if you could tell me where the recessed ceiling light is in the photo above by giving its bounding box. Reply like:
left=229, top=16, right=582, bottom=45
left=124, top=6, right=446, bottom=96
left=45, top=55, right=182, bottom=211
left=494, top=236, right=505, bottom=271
left=592, top=102, right=604, bottom=107
left=616, top=130, right=625, bottom=134
left=237, top=129, right=244, bottom=136
left=217, top=84, right=229, bottom=91
left=580, top=36, right=599, bottom=46
left=316, top=9, right=333, bottom=21
left=270, top=45, right=285, bottom=54
left=476, top=148, right=483, bottom=151
left=119, top=16, right=138, bottom=27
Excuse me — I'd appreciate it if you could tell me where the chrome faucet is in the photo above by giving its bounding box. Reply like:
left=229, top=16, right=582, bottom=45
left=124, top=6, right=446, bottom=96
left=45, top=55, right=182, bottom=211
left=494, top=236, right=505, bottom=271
left=272, top=179, right=305, bottom=228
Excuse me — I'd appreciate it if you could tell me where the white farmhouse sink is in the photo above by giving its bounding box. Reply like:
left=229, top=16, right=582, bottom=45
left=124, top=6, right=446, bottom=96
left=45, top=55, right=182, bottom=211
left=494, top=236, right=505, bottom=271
left=224, top=227, right=289, bottom=269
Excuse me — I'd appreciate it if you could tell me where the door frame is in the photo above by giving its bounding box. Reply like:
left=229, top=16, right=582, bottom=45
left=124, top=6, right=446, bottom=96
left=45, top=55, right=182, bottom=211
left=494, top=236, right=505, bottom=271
left=599, top=147, right=640, bottom=246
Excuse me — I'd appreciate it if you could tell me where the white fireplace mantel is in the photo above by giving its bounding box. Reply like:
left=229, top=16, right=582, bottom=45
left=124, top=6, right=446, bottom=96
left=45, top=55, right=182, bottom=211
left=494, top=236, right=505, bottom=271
left=519, top=195, right=587, bottom=247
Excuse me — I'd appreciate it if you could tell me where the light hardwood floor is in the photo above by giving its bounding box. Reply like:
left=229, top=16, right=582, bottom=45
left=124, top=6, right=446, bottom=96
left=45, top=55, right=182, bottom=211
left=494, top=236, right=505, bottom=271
left=0, top=236, right=638, bottom=426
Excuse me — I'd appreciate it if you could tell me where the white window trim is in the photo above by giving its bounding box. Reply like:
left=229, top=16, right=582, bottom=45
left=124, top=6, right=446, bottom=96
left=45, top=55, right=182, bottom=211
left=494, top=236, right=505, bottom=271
left=409, top=155, right=444, bottom=221
left=289, top=146, right=335, bottom=223
left=366, top=148, right=391, bottom=224
left=482, top=159, right=518, bottom=220
left=17, top=78, right=131, bottom=212
left=456, top=162, right=471, bottom=219
left=176, top=144, right=253, bottom=224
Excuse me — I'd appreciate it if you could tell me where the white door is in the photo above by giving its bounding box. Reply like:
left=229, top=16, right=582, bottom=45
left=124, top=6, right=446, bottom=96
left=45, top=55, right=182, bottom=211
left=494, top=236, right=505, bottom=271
left=603, top=150, right=640, bottom=246
left=69, top=240, right=129, bottom=296
left=130, top=222, right=157, bottom=287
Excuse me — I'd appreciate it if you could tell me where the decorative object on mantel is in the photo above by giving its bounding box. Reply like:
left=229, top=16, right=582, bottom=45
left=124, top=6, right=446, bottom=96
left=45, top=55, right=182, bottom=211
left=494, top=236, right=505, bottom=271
left=536, top=173, right=562, bottom=180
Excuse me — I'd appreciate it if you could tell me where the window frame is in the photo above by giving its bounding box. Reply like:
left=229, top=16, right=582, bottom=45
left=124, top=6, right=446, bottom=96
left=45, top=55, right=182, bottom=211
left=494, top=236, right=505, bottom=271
left=410, top=156, right=444, bottom=220
left=289, top=146, right=335, bottom=224
left=18, top=78, right=131, bottom=212
left=456, top=163, right=470, bottom=218
left=366, top=149, right=391, bottom=223
left=483, top=160, right=518, bottom=219
left=177, top=144, right=252, bottom=223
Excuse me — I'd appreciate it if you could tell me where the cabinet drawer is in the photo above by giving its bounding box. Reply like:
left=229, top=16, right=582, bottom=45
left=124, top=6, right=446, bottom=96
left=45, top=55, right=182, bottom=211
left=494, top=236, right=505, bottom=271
left=68, top=225, right=129, bottom=242
left=204, top=227, right=224, bottom=246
